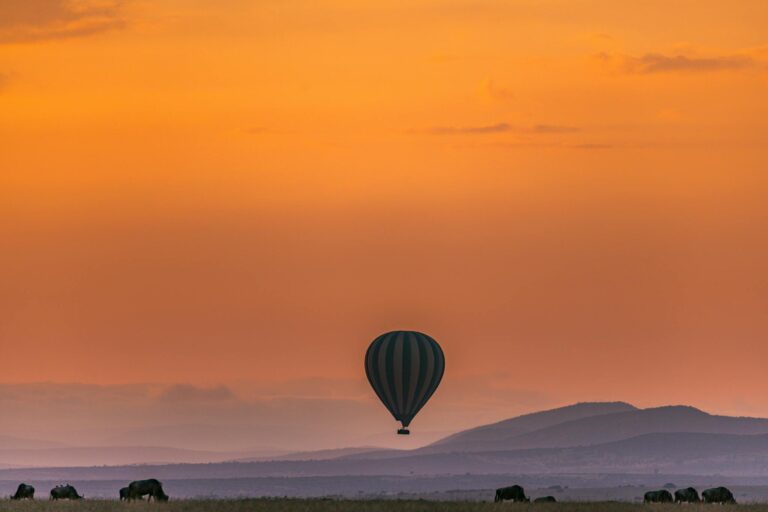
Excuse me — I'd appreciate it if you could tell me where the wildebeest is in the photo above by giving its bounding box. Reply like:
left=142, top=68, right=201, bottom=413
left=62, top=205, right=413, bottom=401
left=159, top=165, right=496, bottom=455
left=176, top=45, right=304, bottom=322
left=534, top=496, right=557, bottom=503
left=674, top=487, right=700, bottom=503
left=49, top=484, right=82, bottom=500
left=702, top=487, right=736, bottom=504
left=119, top=487, right=130, bottom=501
left=644, top=490, right=673, bottom=503
left=127, top=479, right=169, bottom=502
left=10, top=484, right=34, bottom=500
left=495, top=485, right=529, bottom=503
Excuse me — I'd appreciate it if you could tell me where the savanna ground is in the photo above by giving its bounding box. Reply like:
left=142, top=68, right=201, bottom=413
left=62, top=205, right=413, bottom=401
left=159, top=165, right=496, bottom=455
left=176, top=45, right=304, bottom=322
left=0, top=500, right=754, bottom=512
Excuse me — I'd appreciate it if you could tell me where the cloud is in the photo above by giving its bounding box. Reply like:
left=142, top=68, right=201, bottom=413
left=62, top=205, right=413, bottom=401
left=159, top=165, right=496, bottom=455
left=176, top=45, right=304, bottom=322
left=570, top=143, right=612, bottom=149
left=528, top=124, right=580, bottom=134
left=428, top=123, right=579, bottom=135
left=430, top=122, right=512, bottom=135
left=0, top=0, right=125, bottom=43
left=491, top=141, right=612, bottom=150
left=599, top=51, right=756, bottom=74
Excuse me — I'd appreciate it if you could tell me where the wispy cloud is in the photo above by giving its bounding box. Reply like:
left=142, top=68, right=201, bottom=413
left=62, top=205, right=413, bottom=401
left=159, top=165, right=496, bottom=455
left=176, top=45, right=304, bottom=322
left=0, top=0, right=125, bottom=44
left=571, top=143, right=612, bottom=149
left=491, top=141, right=612, bottom=150
left=598, top=51, right=756, bottom=74
left=428, top=123, right=579, bottom=136
left=528, top=124, right=580, bottom=134
left=430, top=122, right=513, bottom=135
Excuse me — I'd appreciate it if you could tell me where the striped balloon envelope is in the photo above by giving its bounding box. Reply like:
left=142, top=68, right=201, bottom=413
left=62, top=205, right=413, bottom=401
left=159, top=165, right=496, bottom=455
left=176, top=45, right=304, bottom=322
left=365, top=331, right=445, bottom=435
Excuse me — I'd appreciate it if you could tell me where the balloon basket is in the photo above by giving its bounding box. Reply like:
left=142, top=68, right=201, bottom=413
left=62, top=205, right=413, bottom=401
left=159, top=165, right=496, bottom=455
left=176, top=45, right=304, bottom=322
left=397, top=428, right=410, bottom=435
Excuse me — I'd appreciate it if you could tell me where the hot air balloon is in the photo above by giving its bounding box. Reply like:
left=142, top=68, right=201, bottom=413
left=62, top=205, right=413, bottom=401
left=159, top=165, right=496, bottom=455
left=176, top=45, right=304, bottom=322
left=365, top=331, right=445, bottom=435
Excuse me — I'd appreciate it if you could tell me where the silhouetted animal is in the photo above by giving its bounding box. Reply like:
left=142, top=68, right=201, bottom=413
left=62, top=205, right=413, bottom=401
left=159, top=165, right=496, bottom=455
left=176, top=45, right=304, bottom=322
left=127, top=479, right=169, bottom=502
left=11, top=484, right=34, bottom=500
left=702, top=487, right=736, bottom=504
left=495, top=485, right=529, bottom=503
left=119, top=487, right=130, bottom=501
left=644, top=490, right=673, bottom=503
left=674, top=487, right=700, bottom=503
left=49, top=484, right=82, bottom=500
left=534, top=496, right=557, bottom=503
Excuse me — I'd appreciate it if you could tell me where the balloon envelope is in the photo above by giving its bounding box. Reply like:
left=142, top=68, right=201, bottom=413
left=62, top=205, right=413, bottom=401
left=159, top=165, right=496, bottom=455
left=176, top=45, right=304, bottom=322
left=365, top=331, right=445, bottom=434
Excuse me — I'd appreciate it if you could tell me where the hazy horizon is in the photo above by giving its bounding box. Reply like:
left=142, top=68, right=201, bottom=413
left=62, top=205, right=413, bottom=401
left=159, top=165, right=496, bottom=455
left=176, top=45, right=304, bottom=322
left=3, top=380, right=768, bottom=460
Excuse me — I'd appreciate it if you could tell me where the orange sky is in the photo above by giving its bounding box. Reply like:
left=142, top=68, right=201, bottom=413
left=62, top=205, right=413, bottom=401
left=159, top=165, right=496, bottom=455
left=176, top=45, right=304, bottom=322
left=1, top=0, right=768, bottom=430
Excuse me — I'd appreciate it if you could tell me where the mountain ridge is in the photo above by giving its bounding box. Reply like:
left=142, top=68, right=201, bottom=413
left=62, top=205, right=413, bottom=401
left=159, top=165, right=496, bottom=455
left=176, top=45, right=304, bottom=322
left=424, top=401, right=638, bottom=452
left=420, top=402, right=768, bottom=454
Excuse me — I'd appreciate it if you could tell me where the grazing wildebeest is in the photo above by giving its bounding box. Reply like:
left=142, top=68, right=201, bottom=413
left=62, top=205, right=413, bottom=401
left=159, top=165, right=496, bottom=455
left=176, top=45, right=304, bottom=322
left=674, top=487, right=700, bottom=503
left=495, top=485, right=529, bottom=503
left=119, top=487, right=130, bottom=501
left=127, top=479, right=169, bottom=502
left=644, top=490, right=673, bottom=503
left=11, top=484, right=34, bottom=500
left=49, top=484, right=82, bottom=500
left=534, top=496, right=557, bottom=503
left=702, top=487, right=736, bottom=504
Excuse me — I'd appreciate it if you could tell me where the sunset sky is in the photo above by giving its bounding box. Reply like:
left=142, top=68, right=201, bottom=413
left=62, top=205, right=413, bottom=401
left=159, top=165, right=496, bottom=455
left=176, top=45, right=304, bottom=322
left=1, top=0, right=768, bottom=450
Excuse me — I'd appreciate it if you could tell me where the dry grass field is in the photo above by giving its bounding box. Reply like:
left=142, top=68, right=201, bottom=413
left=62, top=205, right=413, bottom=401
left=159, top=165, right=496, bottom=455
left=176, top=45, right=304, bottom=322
left=0, top=500, right=752, bottom=512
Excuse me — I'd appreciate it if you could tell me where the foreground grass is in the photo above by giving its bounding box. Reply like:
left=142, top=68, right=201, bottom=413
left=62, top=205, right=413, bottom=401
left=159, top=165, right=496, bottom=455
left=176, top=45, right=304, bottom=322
left=0, top=500, right=752, bottom=512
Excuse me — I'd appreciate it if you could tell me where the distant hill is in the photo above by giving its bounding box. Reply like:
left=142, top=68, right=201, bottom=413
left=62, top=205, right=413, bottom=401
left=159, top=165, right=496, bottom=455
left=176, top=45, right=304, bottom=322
left=238, top=446, right=384, bottom=462
left=425, top=402, right=637, bottom=452
left=583, top=431, right=768, bottom=459
left=498, top=405, right=768, bottom=450
left=315, top=402, right=768, bottom=475
left=391, top=431, right=768, bottom=476
left=424, top=403, right=768, bottom=454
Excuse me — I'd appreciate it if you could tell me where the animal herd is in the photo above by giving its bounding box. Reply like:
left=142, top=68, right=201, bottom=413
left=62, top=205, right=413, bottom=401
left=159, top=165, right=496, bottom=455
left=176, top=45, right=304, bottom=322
left=5, top=480, right=743, bottom=504
left=644, top=487, right=736, bottom=505
left=9, top=479, right=168, bottom=501
left=494, top=484, right=740, bottom=504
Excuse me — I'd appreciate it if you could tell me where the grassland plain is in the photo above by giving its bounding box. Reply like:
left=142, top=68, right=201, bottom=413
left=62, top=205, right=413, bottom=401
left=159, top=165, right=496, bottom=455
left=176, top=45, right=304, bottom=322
left=0, top=501, right=752, bottom=512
